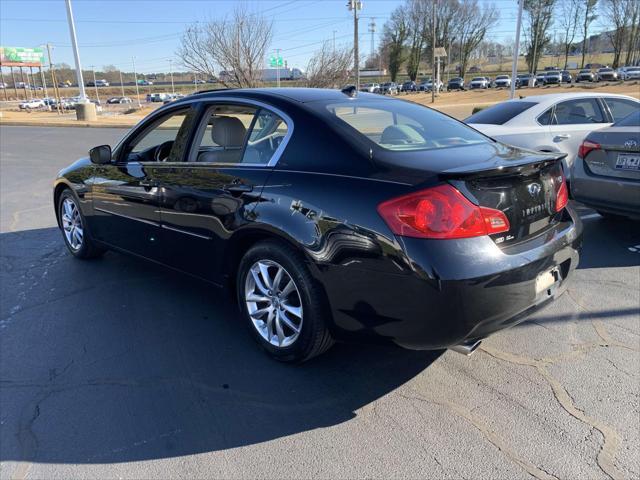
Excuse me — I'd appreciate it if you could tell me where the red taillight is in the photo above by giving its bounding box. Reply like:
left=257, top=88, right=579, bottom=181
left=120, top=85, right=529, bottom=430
left=578, top=140, right=600, bottom=158
left=555, top=174, right=569, bottom=212
left=377, top=184, right=510, bottom=239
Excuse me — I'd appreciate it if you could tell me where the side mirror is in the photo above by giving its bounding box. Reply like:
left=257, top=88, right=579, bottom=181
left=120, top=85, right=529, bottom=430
left=89, top=144, right=112, bottom=164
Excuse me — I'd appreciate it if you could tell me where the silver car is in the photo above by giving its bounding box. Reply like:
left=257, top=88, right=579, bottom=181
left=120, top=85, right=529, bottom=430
left=571, top=110, right=640, bottom=219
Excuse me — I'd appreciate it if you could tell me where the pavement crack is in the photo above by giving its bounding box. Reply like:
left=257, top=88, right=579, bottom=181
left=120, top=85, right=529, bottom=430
left=480, top=346, right=624, bottom=480
left=397, top=389, right=558, bottom=480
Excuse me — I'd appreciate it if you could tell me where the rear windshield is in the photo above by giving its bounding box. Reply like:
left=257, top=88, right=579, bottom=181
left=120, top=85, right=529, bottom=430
left=324, top=99, right=488, bottom=151
left=615, top=110, right=640, bottom=126
left=464, top=101, right=537, bottom=125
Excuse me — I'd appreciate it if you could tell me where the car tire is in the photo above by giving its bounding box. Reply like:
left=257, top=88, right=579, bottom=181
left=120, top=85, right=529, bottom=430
left=237, top=240, right=334, bottom=363
left=58, top=189, right=106, bottom=259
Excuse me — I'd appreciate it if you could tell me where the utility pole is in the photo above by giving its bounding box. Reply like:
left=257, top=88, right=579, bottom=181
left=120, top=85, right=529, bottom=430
left=90, top=66, right=99, bottom=103
left=169, top=59, right=175, bottom=95
left=46, top=43, right=62, bottom=113
left=368, top=17, right=376, bottom=63
left=510, top=0, right=523, bottom=99
left=65, top=0, right=87, bottom=103
left=10, top=67, right=18, bottom=100
left=432, top=0, right=436, bottom=103
left=132, top=57, right=141, bottom=107
left=347, top=0, right=363, bottom=90
left=119, top=70, right=125, bottom=97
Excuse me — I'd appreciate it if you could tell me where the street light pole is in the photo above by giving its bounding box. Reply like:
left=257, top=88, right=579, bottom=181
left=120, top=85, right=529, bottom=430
left=510, top=0, right=523, bottom=99
left=276, top=48, right=281, bottom=88
left=132, top=57, right=141, bottom=107
left=119, top=70, right=125, bottom=97
left=64, top=0, right=87, bottom=103
left=347, top=0, right=363, bottom=90
left=90, top=66, right=99, bottom=103
left=169, top=59, right=175, bottom=95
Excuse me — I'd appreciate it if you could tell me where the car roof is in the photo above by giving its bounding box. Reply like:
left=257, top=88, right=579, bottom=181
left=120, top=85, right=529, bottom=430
left=182, top=87, right=369, bottom=104
left=507, top=92, right=637, bottom=105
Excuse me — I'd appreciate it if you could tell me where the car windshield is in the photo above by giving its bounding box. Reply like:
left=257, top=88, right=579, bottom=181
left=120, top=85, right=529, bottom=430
left=627, top=67, right=640, bottom=72
left=580, top=70, right=591, bottom=73
left=599, top=68, right=613, bottom=72
left=615, top=110, right=640, bottom=126
left=546, top=71, right=560, bottom=75
left=496, top=76, right=508, bottom=79
left=464, top=101, right=537, bottom=125
left=472, top=77, right=484, bottom=81
left=451, top=77, right=462, bottom=81
left=324, top=99, right=488, bottom=152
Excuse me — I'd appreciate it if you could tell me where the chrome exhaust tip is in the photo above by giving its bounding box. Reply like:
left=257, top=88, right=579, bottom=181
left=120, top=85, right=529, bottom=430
left=449, top=340, right=482, bottom=356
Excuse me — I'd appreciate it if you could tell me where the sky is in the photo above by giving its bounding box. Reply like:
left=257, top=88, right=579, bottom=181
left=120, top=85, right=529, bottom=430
left=0, top=0, right=614, bottom=74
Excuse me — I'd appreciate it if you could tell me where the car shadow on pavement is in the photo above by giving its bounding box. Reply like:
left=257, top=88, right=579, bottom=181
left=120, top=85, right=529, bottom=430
left=0, top=227, right=442, bottom=465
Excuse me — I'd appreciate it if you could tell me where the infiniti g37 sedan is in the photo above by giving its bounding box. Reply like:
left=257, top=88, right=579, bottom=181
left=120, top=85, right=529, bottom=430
left=54, top=88, right=582, bottom=362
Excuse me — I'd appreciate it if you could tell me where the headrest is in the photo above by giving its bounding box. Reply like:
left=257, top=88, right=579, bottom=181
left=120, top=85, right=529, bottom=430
left=211, top=116, right=246, bottom=147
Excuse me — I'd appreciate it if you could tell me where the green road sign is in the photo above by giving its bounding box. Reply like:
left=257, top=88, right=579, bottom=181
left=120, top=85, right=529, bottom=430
left=269, top=55, right=284, bottom=68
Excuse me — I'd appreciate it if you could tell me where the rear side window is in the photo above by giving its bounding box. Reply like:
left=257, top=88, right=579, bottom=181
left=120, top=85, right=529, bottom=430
left=553, top=98, right=606, bottom=125
left=464, top=101, right=537, bottom=125
left=615, top=110, right=640, bottom=126
left=326, top=100, right=487, bottom=151
left=605, top=98, right=639, bottom=123
left=537, top=108, right=553, bottom=126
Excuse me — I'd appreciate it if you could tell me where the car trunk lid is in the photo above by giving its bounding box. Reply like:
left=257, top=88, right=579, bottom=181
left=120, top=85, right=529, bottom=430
left=583, top=128, right=640, bottom=181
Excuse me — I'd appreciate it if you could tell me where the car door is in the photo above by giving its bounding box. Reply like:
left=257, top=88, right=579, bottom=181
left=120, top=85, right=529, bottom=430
left=91, top=105, right=199, bottom=258
left=546, top=97, right=610, bottom=174
left=155, top=101, right=291, bottom=283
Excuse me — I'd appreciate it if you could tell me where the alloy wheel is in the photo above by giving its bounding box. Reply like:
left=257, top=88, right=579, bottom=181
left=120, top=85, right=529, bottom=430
left=244, top=260, right=303, bottom=348
left=61, top=197, right=83, bottom=251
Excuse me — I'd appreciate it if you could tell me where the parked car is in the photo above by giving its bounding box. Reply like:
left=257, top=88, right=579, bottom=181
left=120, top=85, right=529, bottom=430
left=193, top=79, right=207, bottom=84
left=515, top=73, right=537, bottom=88
left=379, top=82, right=398, bottom=95
left=535, top=72, right=547, bottom=85
left=422, top=78, right=443, bottom=91
left=576, top=69, right=595, bottom=83
left=360, top=83, right=380, bottom=93
left=401, top=81, right=418, bottom=92
left=0, top=82, right=7, bottom=89
left=163, top=93, right=185, bottom=104
left=137, top=80, right=153, bottom=86
left=494, top=75, right=511, bottom=88
left=544, top=66, right=559, bottom=71
left=596, top=67, right=618, bottom=82
left=465, top=92, right=640, bottom=179
left=571, top=110, right=640, bottom=219
left=544, top=71, right=562, bottom=85
left=53, top=87, right=582, bottom=361
left=19, top=99, right=45, bottom=109
left=447, top=77, right=465, bottom=90
left=146, top=92, right=171, bottom=103
left=561, top=70, right=573, bottom=83
left=618, top=66, right=640, bottom=81
left=106, top=96, right=133, bottom=104
left=469, top=76, right=489, bottom=89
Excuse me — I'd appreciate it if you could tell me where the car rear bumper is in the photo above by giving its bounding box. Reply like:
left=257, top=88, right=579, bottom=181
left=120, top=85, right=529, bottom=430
left=571, top=157, right=640, bottom=218
left=319, top=207, right=583, bottom=350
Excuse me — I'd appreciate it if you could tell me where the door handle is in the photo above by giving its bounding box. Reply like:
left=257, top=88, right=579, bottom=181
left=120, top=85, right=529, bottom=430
left=223, top=183, right=253, bottom=194
left=554, top=134, right=571, bottom=141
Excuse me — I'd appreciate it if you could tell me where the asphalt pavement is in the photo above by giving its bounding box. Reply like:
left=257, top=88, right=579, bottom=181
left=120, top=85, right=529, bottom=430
left=1, top=126, right=639, bottom=480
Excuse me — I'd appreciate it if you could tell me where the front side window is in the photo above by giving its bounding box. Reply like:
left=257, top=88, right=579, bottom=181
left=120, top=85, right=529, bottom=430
left=604, top=98, right=639, bottom=123
left=553, top=98, right=605, bottom=125
left=326, top=100, right=487, bottom=151
left=123, top=107, right=197, bottom=163
left=191, top=104, right=289, bottom=165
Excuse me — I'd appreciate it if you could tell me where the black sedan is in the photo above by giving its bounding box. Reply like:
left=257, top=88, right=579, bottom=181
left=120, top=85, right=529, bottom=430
left=53, top=88, right=582, bottom=362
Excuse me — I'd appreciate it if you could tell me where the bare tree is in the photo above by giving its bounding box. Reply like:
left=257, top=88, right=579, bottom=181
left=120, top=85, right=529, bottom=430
left=381, top=6, right=409, bottom=81
left=559, top=0, right=583, bottom=69
left=580, top=0, right=598, bottom=68
left=305, top=41, right=353, bottom=88
left=524, top=0, right=556, bottom=73
left=625, top=0, right=640, bottom=65
left=405, top=0, right=429, bottom=80
left=178, top=7, right=273, bottom=88
left=454, top=0, right=499, bottom=78
left=602, top=0, right=630, bottom=68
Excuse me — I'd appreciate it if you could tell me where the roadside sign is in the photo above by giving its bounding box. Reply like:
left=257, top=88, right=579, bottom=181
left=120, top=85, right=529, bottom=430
left=269, top=55, right=284, bottom=68
left=0, top=46, right=45, bottom=67
left=434, top=47, right=447, bottom=58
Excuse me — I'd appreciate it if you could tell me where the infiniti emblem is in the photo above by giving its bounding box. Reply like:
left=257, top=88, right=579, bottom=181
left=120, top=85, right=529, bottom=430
left=624, top=139, right=638, bottom=148
left=527, top=183, right=542, bottom=197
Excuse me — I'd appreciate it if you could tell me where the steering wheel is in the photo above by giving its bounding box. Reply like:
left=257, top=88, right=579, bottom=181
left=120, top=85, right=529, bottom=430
left=154, top=140, right=174, bottom=162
